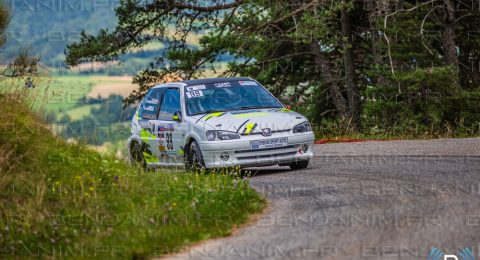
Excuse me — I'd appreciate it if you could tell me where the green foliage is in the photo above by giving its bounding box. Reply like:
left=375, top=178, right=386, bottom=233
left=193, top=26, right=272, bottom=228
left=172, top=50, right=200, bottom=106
left=64, top=0, right=480, bottom=137
left=363, top=66, right=480, bottom=136
left=0, top=92, right=265, bottom=258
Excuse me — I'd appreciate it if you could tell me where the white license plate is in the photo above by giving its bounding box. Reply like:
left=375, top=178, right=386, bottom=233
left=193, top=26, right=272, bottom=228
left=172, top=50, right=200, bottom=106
left=250, top=137, right=288, bottom=150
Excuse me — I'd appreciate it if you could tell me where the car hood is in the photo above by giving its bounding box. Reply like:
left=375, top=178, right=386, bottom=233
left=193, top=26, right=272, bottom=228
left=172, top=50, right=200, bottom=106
left=190, top=108, right=307, bottom=134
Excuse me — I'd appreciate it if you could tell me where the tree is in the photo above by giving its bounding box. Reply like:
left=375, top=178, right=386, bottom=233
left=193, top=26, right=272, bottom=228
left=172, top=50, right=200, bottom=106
left=66, top=0, right=480, bottom=133
left=67, top=0, right=367, bottom=129
left=0, top=2, right=39, bottom=78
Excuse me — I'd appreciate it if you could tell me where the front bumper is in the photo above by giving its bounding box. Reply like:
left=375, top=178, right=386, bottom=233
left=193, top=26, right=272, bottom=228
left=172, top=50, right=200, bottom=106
left=199, top=132, right=315, bottom=168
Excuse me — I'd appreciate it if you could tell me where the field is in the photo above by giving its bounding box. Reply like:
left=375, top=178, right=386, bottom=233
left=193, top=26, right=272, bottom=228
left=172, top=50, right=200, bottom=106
left=35, top=76, right=136, bottom=112
left=64, top=104, right=102, bottom=120
left=87, top=76, right=137, bottom=98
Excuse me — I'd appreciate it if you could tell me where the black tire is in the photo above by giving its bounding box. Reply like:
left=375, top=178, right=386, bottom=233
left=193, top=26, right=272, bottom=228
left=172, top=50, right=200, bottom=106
left=130, top=141, right=146, bottom=169
left=288, top=160, right=309, bottom=170
left=186, top=140, right=206, bottom=171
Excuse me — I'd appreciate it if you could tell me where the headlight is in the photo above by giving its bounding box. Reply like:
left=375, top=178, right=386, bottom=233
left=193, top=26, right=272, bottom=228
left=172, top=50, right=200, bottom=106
left=292, top=121, right=312, bottom=133
left=206, top=130, right=241, bottom=141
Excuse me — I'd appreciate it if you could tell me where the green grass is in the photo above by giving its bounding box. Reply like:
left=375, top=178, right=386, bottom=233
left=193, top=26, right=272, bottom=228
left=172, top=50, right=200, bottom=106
left=0, top=92, right=265, bottom=259
left=314, top=128, right=480, bottom=141
left=64, top=104, right=102, bottom=121
left=33, top=76, right=96, bottom=112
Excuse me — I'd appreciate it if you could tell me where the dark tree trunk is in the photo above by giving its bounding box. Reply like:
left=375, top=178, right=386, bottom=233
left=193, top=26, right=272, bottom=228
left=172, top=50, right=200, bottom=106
left=310, top=42, right=348, bottom=119
left=441, top=0, right=458, bottom=67
left=341, top=7, right=361, bottom=130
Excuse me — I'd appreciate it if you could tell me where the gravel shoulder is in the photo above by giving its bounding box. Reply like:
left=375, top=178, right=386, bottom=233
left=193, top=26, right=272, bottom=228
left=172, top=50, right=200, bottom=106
left=165, top=138, right=480, bottom=260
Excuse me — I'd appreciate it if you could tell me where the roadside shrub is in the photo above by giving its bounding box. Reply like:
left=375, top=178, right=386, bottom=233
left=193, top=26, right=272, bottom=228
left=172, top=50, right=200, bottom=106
left=362, top=66, right=480, bottom=136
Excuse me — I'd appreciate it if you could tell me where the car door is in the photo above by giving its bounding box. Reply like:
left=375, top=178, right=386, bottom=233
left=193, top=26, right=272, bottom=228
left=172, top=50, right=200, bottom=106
left=137, top=88, right=165, bottom=164
left=150, top=87, right=184, bottom=165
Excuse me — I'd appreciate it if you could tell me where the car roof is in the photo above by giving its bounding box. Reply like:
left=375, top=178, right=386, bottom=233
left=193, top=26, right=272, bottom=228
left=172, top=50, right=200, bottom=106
left=180, top=77, right=253, bottom=86
left=151, top=77, right=254, bottom=89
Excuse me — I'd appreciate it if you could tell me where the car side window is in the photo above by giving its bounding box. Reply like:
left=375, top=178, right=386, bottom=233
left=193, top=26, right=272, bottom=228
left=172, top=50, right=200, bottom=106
left=139, top=88, right=164, bottom=120
left=158, top=88, right=180, bottom=121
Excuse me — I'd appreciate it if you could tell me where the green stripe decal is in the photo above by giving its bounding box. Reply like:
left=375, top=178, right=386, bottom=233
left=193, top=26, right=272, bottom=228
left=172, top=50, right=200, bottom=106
left=140, top=129, right=156, bottom=141
left=233, top=112, right=269, bottom=119
left=243, top=123, right=257, bottom=135
left=204, top=112, right=226, bottom=121
left=280, top=108, right=292, bottom=112
left=143, top=152, right=159, bottom=163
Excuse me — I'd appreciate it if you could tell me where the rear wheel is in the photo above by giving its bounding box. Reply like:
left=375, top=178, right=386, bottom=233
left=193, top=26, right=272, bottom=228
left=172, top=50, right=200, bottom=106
left=186, top=140, right=205, bottom=171
left=130, top=141, right=146, bottom=169
left=288, top=160, right=309, bottom=170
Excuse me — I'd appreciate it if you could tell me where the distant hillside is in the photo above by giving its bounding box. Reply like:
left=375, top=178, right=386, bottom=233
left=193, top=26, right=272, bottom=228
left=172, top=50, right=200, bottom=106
left=2, top=0, right=166, bottom=74
left=3, top=0, right=118, bottom=66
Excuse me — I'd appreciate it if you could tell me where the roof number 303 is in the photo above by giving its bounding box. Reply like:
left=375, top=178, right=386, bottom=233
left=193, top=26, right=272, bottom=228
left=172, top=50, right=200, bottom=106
left=187, top=90, right=204, bottom=98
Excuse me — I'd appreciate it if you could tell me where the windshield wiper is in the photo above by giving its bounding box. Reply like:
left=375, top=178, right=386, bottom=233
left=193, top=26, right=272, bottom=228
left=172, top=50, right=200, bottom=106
left=191, top=109, right=227, bottom=116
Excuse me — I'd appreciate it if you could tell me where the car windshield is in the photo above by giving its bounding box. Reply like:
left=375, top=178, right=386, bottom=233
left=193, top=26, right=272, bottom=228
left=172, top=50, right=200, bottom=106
left=185, top=80, right=283, bottom=115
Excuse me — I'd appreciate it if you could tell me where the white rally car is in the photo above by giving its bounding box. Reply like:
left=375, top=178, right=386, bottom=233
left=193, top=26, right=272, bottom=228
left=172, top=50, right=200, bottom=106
left=128, top=77, right=315, bottom=170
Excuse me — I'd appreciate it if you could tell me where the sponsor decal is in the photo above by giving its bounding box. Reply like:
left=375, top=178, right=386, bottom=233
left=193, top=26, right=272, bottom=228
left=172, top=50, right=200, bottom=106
left=186, top=90, right=204, bottom=98
left=145, top=98, right=159, bottom=104
left=159, top=145, right=166, bottom=152
left=214, top=82, right=231, bottom=88
left=143, top=105, right=155, bottom=112
left=158, top=124, right=174, bottom=132
left=158, top=132, right=165, bottom=139
left=186, top=85, right=206, bottom=91
left=239, top=80, right=257, bottom=86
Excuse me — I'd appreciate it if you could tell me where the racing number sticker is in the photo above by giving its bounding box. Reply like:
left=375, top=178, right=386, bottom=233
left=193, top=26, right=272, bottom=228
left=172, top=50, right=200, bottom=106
left=166, top=132, right=173, bottom=150
left=186, top=90, right=204, bottom=98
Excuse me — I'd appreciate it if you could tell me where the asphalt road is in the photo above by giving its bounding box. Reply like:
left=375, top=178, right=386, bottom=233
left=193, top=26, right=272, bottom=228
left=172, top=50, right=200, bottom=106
left=168, top=138, right=480, bottom=260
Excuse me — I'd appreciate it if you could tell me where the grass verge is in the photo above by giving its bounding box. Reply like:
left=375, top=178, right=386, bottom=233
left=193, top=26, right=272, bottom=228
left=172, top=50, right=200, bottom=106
left=314, top=128, right=480, bottom=142
left=0, top=92, right=265, bottom=259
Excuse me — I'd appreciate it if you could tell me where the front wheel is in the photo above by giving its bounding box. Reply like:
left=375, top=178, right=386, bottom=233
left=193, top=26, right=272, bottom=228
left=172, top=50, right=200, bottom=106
left=288, top=160, right=309, bottom=170
left=186, top=140, right=206, bottom=171
left=130, top=141, right=146, bottom=169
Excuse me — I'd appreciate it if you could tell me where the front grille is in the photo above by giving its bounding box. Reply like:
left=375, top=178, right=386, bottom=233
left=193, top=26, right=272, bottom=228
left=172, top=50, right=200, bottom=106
left=235, top=145, right=299, bottom=161
left=235, top=145, right=296, bottom=154
left=236, top=151, right=297, bottom=161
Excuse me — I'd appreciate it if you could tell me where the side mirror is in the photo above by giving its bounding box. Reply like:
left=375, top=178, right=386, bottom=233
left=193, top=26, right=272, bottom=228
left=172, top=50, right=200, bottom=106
left=172, top=111, right=182, bottom=122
